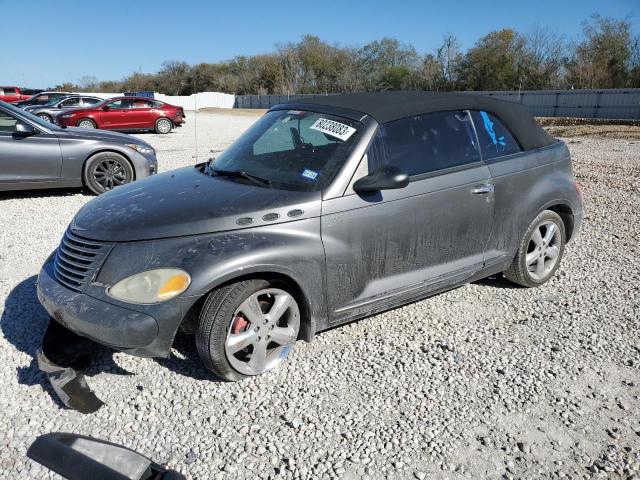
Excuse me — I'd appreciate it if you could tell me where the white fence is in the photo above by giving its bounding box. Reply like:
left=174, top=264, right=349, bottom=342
left=74, top=91, right=236, bottom=110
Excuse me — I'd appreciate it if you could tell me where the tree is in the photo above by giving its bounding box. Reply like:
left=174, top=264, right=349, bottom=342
left=436, top=34, right=462, bottom=90
left=78, top=75, right=98, bottom=91
left=566, top=15, right=634, bottom=88
left=458, top=29, right=529, bottom=90
left=523, top=25, right=566, bottom=89
left=357, top=38, right=419, bottom=90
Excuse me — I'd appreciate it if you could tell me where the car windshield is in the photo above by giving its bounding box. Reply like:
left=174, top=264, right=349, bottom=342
left=209, top=110, right=362, bottom=191
left=1, top=100, right=64, bottom=131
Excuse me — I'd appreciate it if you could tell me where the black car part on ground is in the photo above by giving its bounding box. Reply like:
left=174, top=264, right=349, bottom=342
left=38, top=320, right=104, bottom=414
left=28, top=432, right=185, bottom=480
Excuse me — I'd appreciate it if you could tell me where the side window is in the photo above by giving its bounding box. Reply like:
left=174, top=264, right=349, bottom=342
left=471, top=111, right=521, bottom=160
left=368, top=110, right=480, bottom=176
left=0, top=110, right=18, bottom=133
left=82, top=98, right=101, bottom=107
left=132, top=99, right=153, bottom=109
left=60, top=97, right=80, bottom=107
left=107, top=99, right=132, bottom=109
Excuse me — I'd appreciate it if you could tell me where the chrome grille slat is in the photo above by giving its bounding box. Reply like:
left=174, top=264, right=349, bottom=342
left=53, top=229, right=112, bottom=292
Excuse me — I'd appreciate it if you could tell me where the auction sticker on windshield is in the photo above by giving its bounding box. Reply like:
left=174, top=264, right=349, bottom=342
left=310, top=118, right=356, bottom=141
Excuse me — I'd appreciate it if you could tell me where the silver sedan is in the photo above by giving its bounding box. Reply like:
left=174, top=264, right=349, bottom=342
left=25, top=95, right=103, bottom=123
left=0, top=100, right=157, bottom=195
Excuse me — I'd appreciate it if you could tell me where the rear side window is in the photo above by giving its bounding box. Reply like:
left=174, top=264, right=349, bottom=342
left=368, top=110, right=480, bottom=176
left=82, top=98, right=101, bottom=106
left=471, top=110, right=521, bottom=160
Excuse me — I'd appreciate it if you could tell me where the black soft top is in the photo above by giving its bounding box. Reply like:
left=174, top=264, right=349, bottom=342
left=288, top=91, right=555, bottom=151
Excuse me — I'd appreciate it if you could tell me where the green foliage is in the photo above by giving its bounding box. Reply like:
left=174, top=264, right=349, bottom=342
left=68, top=14, right=639, bottom=95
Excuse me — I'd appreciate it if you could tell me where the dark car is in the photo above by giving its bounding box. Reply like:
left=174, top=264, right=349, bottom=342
left=37, top=92, right=582, bottom=383
left=56, top=96, right=186, bottom=134
left=12, top=91, right=73, bottom=108
left=0, top=100, right=157, bottom=194
left=24, top=95, right=103, bottom=123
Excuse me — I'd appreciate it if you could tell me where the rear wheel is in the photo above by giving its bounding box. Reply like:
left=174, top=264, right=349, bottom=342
left=196, top=279, right=301, bottom=381
left=504, top=210, right=566, bottom=287
left=37, top=113, right=52, bottom=123
left=155, top=118, right=172, bottom=134
left=77, top=118, right=96, bottom=129
left=83, top=152, right=134, bottom=195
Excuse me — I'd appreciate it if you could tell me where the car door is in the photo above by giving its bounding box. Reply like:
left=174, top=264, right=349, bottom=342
left=0, top=107, right=63, bottom=185
left=129, top=99, right=154, bottom=129
left=100, top=99, right=132, bottom=129
left=321, top=110, right=494, bottom=324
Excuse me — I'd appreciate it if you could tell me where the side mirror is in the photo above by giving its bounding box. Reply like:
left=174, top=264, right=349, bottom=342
left=102, top=105, right=110, bottom=111
left=353, top=165, right=409, bottom=193
left=27, top=433, right=186, bottom=480
left=15, top=122, right=37, bottom=136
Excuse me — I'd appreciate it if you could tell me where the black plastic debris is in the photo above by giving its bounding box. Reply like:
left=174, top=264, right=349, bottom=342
left=37, top=320, right=104, bottom=414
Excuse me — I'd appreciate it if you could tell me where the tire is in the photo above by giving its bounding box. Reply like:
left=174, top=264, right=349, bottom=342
left=155, top=118, right=173, bottom=134
left=77, top=118, right=96, bottom=129
left=83, top=152, right=134, bottom=195
left=37, top=113, right=52, bottom=123
left=504, top=210, right=566, bottom=287
left=196, top=279, right=301, bottom=381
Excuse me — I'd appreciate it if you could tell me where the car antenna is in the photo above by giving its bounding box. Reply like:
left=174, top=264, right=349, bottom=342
left=193, top=77, right=198, bottom=164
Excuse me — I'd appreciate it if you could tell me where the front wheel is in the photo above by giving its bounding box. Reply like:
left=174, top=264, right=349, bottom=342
left=37, top=113, right=52, bottom=123
left=504, top=210, right=566, bottom=287
left=83, top=152, right=134, bottom=194
left=196, top=279, right=301, bottom=381
left=77, top=118, right=96, bottom=129
left=155, top=118, right=173, bottom=134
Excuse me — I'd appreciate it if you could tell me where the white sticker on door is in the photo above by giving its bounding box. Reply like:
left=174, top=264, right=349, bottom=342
left=309, top=118, right=356, bottom=141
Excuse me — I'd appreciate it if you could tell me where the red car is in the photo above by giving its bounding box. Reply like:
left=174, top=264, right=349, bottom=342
left=0, top=86, right=30, bottom=103
left=56, top=96, right=185, bottom=134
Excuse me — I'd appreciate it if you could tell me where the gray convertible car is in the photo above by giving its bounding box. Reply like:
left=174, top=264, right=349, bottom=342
left=24, top=95, right=103, bottom=123
left=0, top=100, right=157, bottom=194
left=37, top=92, right=582, bottom=386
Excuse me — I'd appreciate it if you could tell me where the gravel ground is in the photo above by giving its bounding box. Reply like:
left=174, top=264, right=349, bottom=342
left=1, top=112, right=639, bottom=479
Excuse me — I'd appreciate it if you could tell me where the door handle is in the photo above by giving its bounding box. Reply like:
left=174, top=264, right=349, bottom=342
left=471, top=184, right=494, bottom=194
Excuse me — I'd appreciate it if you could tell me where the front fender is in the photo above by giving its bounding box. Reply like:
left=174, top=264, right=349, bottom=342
left=95, top=218, right=327, bottom=334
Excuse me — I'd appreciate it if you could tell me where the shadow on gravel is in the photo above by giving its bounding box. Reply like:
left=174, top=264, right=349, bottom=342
left=1, top=276, right=131, bottom=409
left=0, top=187, right=87, bottom=200
left=473, top=274, right=520, bottom=289
left=155, top=332, right=225, bottom=382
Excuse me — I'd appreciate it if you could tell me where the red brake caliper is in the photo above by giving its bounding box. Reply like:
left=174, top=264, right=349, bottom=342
left=231, top=314, right=249, bottom=334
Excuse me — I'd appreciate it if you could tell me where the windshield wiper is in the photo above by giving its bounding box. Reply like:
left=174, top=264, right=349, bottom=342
left=212, top=168, right=272, bottom=186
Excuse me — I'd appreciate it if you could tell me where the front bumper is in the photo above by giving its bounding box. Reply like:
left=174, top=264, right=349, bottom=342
left=37, top=255, right=182, bottom=357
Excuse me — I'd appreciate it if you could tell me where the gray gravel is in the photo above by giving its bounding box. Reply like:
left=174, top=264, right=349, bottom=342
left=1, top=113, right=639, bottom=479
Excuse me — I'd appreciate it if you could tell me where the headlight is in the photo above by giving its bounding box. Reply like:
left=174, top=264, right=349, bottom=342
left=107, top=268, right=191, bottom=304
left=126, top=143, right=155, bottom=156
left=59, top=113, right=74, bottom=118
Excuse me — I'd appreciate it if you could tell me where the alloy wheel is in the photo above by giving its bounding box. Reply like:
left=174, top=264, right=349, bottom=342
left=92, top=158, right=130, bottom=191
left=38, top=114, right=51, bottom=122
left=224, top=288, right=300, bottom=376
left=156, top=119, right=172, bottom=134
left=78, top=119, right=95, bottom=129
left=526, top=220, right=561, bottom=281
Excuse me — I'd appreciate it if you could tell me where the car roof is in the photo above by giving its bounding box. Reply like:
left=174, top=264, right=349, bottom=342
left=284, top=91, right=555, bottom=150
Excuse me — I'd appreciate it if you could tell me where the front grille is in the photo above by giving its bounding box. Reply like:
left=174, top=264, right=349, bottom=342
left=53, top=229, right=112, bottom=292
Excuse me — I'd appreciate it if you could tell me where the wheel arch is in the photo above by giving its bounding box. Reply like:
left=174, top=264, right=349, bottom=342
left=82, top=149, right=136, bottom=183
left=542, top=202, right=575, bottom=242
left=181, top=270, right=315, bottom=343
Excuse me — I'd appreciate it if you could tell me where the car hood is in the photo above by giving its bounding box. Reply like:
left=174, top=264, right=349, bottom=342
left=59, top=126, right=142, bottom=143
left=71, top=165, right=322, bottom=241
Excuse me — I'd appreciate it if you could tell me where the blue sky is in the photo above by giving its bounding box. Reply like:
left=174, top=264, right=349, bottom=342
left=1, top=0, right=637, bottom=88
